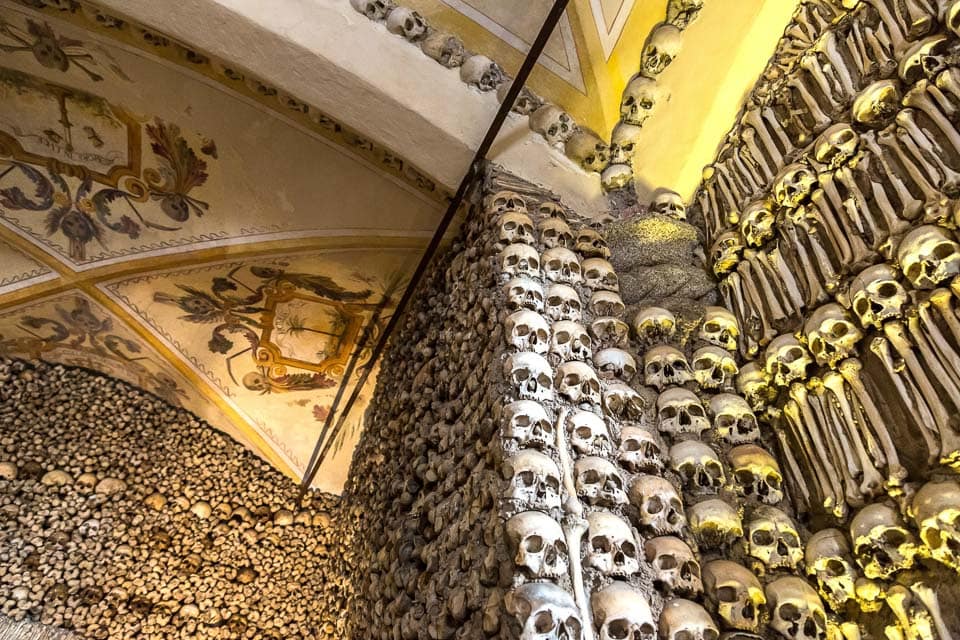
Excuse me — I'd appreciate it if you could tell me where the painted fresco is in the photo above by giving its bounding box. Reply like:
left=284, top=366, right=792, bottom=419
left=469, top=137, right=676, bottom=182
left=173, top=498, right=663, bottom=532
left=104, top=249, right=415, bottom=493
left=0, top=238, right=54, bottom=294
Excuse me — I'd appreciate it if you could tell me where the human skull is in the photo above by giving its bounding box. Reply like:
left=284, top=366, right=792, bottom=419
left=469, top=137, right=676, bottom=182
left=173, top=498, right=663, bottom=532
left=565, top=129, right=610, bottom=173
left=589, top=317, right=630, bottom=349
left=621, top=75, right=664, bottom=126
left=385, top=6, right=427, bottom=40
left=774, top=163, right=818, bottom=209
left=659, top=599, right=719, bottom=640
left=592, top=582, right=656, bottom=640
left=666, top=0, right=704, bottom=29
left=709, top=394, right=760, bottom=445
left=692, top=346, right=739, bottom=391
left=506, top=310, right=551, bottom=354
left=629, top=474, right=686, bottom=535
left=75, top=473, right=97, bottom=493
left=852, top=80, right=901, bottom=128
left=657, top=388, right=710, bottom=437
left=689, top=499, right=744, bottom=548
left=577, top=457, right=628, bottom=508
left=896, top=224, right=960, bottom=289
left=618, top=425, right=666, bottom=473
left=349, top=0, right=396, bottom=20
left=488, top=190, right=528, bottom=215
left=556, top=361, right=601, bottom=406
left=609, top=122, right=643, bottom=166
left=542, top=248, right=582, bottom=285
left=505, top=582, right=582, bottom=640
left=499, top=82, right=544, bottom=116
left=900, top=34, right=951, bottom=83
left=531, top=104, right=575, bottom=147
left=594, top=348, right=637, bottom=382
left=729, top=444, right=784, bottom=505
left=910, top=479, right=960, bottom=571
left=804, top=528, right=859, bottom=613
left=585, top=512, right=641, bottom=578
left=739, top=200, right=776, bottom=248
left=602, top=163, right=633, bottom=192
left=574, top=229, right=610, bottom=259
left=505, top=277, right=546, bottom=313
left=545, top=284, right=583, bottom=322
left=814, top=124, right=860, bottom=170
left=590, top=291, right=626, bottom=318
left=849, top=503, right=918, bottom=580
left=646, top=537, right=703, bottom=596
left=642, top=23, right=683, bottom=77
left=549, top=321, right=592, bottom=364
left=803, top=304, right=862, bottom=367
left=703, top=560, right=766, bottom=632
left=848, top=264, right=907, bottom=329
left=501, top=243, right=541, bottom=279
left=736, top=362, right=775, bottom=412
left=505, top=352, right=554, bottom=402
left=764, top=335, right=813, bottom=388
left=746, top=506, right=804, bottom=571
left=670, top=440, right=726, bottom=495
left=602, top=382, right=647, bottom=423
left=420, top=31, right=466, bottom=68
left=644, top=345, right=693, bottom=390
left=503, top=449, right=562, bottom=511
left=460, top=54, right=504, bottom=91
left=502, top=400, right=554, bottom=450
left=568, top=410, right=611, bottom=456
left=634, top=307, right=677, bottom=344
left=650, top=189, right=687, bottom=220
left=582, top=258, right=619, bottom=292
left=700, top=307, right=739, bottom=352
left=539, top=201, right=569, bottom=221
left=765, top=577, right=828, bottom=640
left=539, top=218, right=574, bottom=250
left=499, top=212, right=537, bottom=246
left=711, top=232, right=744, bottom=278
left=506, top=511, right=569, bottom=579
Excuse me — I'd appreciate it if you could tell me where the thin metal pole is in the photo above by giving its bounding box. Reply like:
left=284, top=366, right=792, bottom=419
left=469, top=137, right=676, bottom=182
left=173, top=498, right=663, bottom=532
left=297, top=0, right=571, bottom=496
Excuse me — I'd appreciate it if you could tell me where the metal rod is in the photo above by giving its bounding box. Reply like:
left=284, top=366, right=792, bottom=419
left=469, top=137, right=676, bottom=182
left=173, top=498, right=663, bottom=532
left=297, top=0, right=571, bottom=495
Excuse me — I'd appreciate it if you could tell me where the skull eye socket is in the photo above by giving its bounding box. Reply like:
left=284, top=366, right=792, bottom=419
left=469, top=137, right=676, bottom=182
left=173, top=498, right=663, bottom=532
left=646, top=496, right=664, bottom=514
left=575, top=426, right=595, bottom=440
left=657, top=554, right=678, bottom=570
left=503, top=221, right=518, bottom=231
left=778, top=603, right=802, bottom=622
left=829, top=323, right=849, bottom=339
left=933, top=242, right=957, bottom=261
left=534, top=611, right=556, bottom=633
left=621, top=541, right=637, bottom=558
left=676, top=632, right=695, bottom=640
left=592, top=536, right=612, bottom=553
left=825, top=559, right=846, bottom=576
left=564, top=374, right=582, bottom=386
left=752, top=529, right=775, bottom=546
left=513, top=415, right=531, bottom=428
left=518, top=470, right=536, bottom=486
left=922, top=528, right=943, bottom=549
left=704, top=629, right=719, bottom=640
left=880, top=529, right=906, bottom=546
left=606, top=619, right=631, bottom=640
left=876, top=282, right=899, bottom=298
left=783, top=532, right=800, bottom=547
left=716, top=586, right=739, bottom=603
left=524, top=535, right=544, bottom=552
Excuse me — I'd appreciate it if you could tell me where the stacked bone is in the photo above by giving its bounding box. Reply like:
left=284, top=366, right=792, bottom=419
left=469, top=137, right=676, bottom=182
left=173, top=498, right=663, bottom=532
left=0, top=358, right=344, bottom=639
left=691, top=0, right=960, bottom=637
left=339, top=175, right=512, bottom=639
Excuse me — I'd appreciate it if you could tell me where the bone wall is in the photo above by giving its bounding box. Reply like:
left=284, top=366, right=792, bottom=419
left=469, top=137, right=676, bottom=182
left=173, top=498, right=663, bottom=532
left=0, top=358, right=346, bottom=639
left=690, top=0, right=960, bottom=637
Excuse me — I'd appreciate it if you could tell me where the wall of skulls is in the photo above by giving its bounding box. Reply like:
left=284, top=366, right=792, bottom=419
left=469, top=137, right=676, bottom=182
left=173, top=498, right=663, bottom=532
left=689, top=0, right=960, bottom=638
left=0, top=358, right=346, bottom=639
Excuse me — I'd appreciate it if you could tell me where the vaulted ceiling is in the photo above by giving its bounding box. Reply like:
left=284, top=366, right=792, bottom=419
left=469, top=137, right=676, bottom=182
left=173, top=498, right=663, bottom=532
left=0, top=0, right=800, bottom=492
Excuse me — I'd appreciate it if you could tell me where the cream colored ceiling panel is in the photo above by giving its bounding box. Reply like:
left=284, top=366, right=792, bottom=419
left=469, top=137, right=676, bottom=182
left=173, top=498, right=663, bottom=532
left=0, top=239, right=56, bottom=295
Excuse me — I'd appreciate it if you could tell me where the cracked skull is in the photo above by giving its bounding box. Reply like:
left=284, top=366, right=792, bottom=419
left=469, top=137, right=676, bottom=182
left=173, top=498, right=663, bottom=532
left=618, top=425, right=666, bottom=473
left=692, top=346, right=739, bottom=391
left=538, top=218, right=574, bottom=250
left=645, top=345, right=693, bottom=390
left=670, top=440, right=726, bottom=495
left=556, top=361, right=601, bottom=406
left=506, top=511, right=568, bottom=579
left=803, top=303, right=862, bottom=367
left=506, top=310, right=551, bottom=354
left=505, top=277, right=545, bottom=313
left=764, top=335, right=813, bottom=388
left=574, top=228, right=610, bottom=259
left=590, top=290, right=626, bottom=318
left=765, top=577, right=827, bottom=640
left=814, top=123, right=860, bottom=170
left=629, top=474, right=686, bottom=535
left=502, top=400, right=554, bottom=451
left=804, top=528, right=859, bottom=613
left=503, top=449, right=562, bottom=511
left=634, top=307, right=677, bottom=344
left=773, top=163, right=818, bottom=209
left=592, top=582, right=656, bottom=640
left=577, top=461, right=628, bottom=508
left=729, top=444, right=784, bottom=505
left=548, top=320, right=591, bottom=365
left=896, top=224, right=960, bottom=290
left=602, top=382, right=647, bottom=423
left=689, top=499, right=743, bottom=549
left=709, top=393, right=760, bottom=445
left=589, top=317, right=630, bottom=349
left=545, top=284, right=583, bottom=323
left=586, top=512, right=641, bottom=578
left=703, top=560, right=765, bottom=633
left=568, top=410, right=611, bottom=456
left=657, top=387, right=710, bottom=438
left=505, top=352, right=554, bottom=402
left=646, top=536, right=703, bottom=597
left=506, top=582, right=582, bottom=640
left=850, top=503, right=917, bottom=580
left=747, top=506, right=804, bottom=571
left=848, top=264, right=907, bottom=329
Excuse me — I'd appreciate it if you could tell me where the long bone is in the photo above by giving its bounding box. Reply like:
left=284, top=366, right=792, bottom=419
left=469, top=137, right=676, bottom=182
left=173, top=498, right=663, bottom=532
left=896, top=109, right=960, bottom=189
left=822, top=372, right=886, bottom=498
left=886, top=585, right=936, bottom=640
left=778, top=218, right=829, bottom=305
left=721, top=273, right=761, bottom=357
left=814, top=173, right=876, bottom=264
left=741, top=127, right=776, bottom=182
left=714, top=165, right=742, bottom=215
left=792, top=208, right=843, bottom=293
left=815, top=29, right=858, bottom=99
left=836, top=165, right=898, bottom=249
left=909, top=581, right=955, bottom=640
left=927, top=289, right=960, bottom=350
left=868, top=336, right=941, bottom=465
left=800, top=51, right=847, bottom=114
left=782, top=399, right=837, bottom=513
left=733, top=146, right=763, bottom=194
left=742, top=105, right=793, bottom=167
left=789, top=382, right=847, bottom=515
left=862, top=129, right=931, bottom=216
left=787, top=74, right=834, bottom=132
left=903, top=83, right=960, bottom=163
left=884, top=320, right=960, bottom=463
left=768, top=246, right=808, bottom=315
left=804, top=191, right=855, bottom=267
left=773, top=426, right=813, bottom=511
left=716, top=159, right=749, bottom=208
left=860, top=0, right=909, bottom=54
left=699, top=179, right=726, bottom=238
left=554, top=406, right=594, bottom=639
left=744, top=249, right=798, bottom=323
left=837, top=358, right=907, bottom=485
left=806, top=378, right=865, bottom=508
left=908, top=308, right=960, bottom=401
left=934, top=67, right=960, bottom=114
left=849, top=151, right=915, bottom=238
left=738, top=258, right=781, bottom=343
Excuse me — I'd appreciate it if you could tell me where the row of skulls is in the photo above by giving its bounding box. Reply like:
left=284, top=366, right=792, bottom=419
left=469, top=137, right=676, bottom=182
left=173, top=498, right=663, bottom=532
left=602, top=0, right=706, bottom=192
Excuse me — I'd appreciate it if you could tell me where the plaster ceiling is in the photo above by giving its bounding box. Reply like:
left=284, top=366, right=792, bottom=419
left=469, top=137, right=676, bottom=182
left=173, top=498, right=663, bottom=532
left=0, top=0, right=439, bottom=493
